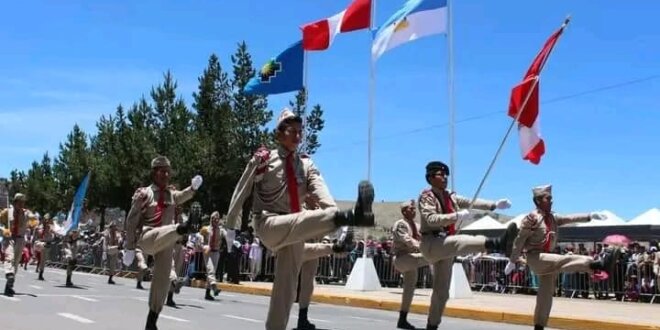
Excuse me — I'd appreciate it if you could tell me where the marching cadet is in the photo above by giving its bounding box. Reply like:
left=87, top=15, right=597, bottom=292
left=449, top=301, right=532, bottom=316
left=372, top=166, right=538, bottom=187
left=418, top=161, right=516, bottom=330
left=34, top=214, right=56, bottom=281
left=103, top=221, right=122, bottom=284
left=392, top=199, right=428, bottom=330
left=201, top=210, right=223, bottom=300
left=134, top=247, right=150, bottom=290
left=226, top=108, right=376, bottom=330
left=63, top=227, right=81, bottom=287
left=1, top=193, right=29, bottom=296
left=296, top=194, right=354, bottom=330
left=505, top=184, right=621, bottom=330
left=122, top=156, right=202, bottom=330
left=166, top=205, right=187, bottom=308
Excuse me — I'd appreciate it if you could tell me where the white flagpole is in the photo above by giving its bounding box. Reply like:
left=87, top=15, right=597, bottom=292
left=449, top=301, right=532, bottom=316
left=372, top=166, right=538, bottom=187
left=365, top=0, right=377, bottom=259
left=447, top=0, right=456, bottom=192
left=303, top=50, right=309, bottom=149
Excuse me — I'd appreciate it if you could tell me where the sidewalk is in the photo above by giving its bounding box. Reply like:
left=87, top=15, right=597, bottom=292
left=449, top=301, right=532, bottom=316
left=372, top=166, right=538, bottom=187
left=210, top=281, right=659, bottom=330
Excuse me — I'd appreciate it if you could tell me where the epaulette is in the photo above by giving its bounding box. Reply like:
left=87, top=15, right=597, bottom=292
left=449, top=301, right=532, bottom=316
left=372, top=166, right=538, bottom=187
left=522, top=212, right=539, bottom=228
left=132, top=187, right=148, bottom=201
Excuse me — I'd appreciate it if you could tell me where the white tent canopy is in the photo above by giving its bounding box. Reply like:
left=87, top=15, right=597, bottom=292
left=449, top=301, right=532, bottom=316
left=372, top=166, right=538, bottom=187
left=577, top=210, right=625, bottom=227
left=463, top=215, right=506, bottom=230
left=504, top=214, right=527, bottom=227
left=626, top=208, right=660, bottom=225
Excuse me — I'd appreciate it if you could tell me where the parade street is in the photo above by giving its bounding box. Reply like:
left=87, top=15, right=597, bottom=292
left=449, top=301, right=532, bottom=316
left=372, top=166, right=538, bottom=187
left=0, top=268, right=551, bottom=330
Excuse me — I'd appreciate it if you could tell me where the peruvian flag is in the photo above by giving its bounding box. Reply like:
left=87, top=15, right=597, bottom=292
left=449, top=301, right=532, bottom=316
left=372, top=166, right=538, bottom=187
left=301, top=0, right=372, bottom=51
left=508, top=20, right=568, bottom=165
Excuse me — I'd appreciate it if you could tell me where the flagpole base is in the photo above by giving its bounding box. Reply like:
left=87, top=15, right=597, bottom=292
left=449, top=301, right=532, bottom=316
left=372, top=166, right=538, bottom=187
left=449, top=262, right=473, bottom=299
left=344, top=257, right=382, bottom=292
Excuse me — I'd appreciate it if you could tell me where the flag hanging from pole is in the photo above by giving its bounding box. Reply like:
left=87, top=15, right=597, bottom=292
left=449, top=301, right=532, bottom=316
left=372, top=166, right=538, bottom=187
left=371, top=0, right=448, bottom=61
left=244, top=40, right=305, bottom=96
left=56, top=171, right=91, bottom=235
left=508, top=19, right=569, bottom=165
left=301, top=0, right=372, bottom=51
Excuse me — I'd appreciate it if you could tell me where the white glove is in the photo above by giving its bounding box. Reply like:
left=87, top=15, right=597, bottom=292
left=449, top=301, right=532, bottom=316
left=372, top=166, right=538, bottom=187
left=456, top=209, right=470, bottom=222
left=504, top=261, right=516, bottom=275
left=590, top=212, right=607, bottom=221
left=191, top=175, right=203, bottom=191
left=225, top=230, right=236, bottom=252
left=122, top=250, right=135, bottom=266
left=495, top=199, right=512, bottom=210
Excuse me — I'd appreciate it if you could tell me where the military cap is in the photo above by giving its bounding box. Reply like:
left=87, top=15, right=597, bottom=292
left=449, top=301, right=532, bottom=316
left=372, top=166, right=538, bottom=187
left=425, top=161, right=450, bottom=176
left=532, top=184, right=552, bottom=198
left=13, top=193, right=27, bottom=203
left=400, top=199, right=415, bottom=210
left=151, top=156, right=171, bottom=169
left=276, top=107, right=302, bottom=129
left=211, top=211, right=220, bottom=219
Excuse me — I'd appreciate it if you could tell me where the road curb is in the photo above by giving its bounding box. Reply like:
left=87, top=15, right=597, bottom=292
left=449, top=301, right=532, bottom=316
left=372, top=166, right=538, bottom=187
left=211, top=282, right=660, bottom=330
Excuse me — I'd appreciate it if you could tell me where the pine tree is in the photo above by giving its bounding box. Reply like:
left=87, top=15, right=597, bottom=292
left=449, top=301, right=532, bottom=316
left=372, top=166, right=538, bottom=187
left=53, top=124, right=92, bottom=209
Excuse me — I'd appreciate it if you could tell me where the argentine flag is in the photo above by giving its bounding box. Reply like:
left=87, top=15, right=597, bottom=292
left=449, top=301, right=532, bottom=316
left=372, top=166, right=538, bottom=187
left=372, top=0, right=448, bottom=60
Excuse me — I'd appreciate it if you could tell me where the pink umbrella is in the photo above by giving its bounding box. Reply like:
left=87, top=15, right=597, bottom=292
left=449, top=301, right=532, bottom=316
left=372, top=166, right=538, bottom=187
left=602, top=234, right=631, bottom=247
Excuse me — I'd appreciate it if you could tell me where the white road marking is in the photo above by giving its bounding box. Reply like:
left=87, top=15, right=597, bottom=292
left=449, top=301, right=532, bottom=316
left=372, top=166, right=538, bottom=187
left=133, top=297, right=148, bottom=302
left=58, top=313, right=95, bottom=324
left=223, top=314, right=262, bottom=323
left=71, top=295, right=99, bottom=302
left=0, top=295, right=20, bottom=302
left=349, top=316, right=386, bottom=322
left=160, top=314, right=190, bottom=322
left=30, top=285, right=43, bottom=290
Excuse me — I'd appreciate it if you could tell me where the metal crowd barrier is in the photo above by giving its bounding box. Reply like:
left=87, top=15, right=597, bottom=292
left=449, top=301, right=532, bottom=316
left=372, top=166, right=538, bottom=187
left=26, top=241, right=659, bottom=305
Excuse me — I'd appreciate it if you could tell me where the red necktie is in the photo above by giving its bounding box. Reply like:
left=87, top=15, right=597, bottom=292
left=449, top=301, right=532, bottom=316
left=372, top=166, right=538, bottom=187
left=442, top=193, right=456, bottom=235
left=211, top=227, right=217, bottom=247
left=153, top=188, right=166, bottom=227
left=542, top=215, right=554, bottom=252
left=12, top=209, right=19, bottom=236
left=285, top=153, right=300, bottom=213
left=409, top=221, right=420, bottom=240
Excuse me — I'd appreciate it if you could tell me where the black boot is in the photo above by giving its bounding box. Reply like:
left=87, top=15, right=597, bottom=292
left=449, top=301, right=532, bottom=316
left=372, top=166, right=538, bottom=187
left=137, top=281, right=145, bottom=290
left=4, top=274, right=15, bottom=297
left=166, top=292, right=176, bottom=307
left=297, top=308, right=316, bottom=330
left=108, top=275, right=115, bottom=285
left=205, top=288, right=215, bottom=301
left=485, top=222, right=519, bottom=256
left=332, top=227, right=355, bottom=253
left=38, top=270, right=45, bottom=281
left=145, top=310, right=159, bottom=330
left=590, top=247, right=621, bottom=274
left=534, top=325, right=544, bottom=330
left=66, top=274, right=74, bottom=287
left=334, top=181, right=375, bottom=227
left=426, top=324, right=438, bottom=330
left=397, top=311, right=415, bottom=330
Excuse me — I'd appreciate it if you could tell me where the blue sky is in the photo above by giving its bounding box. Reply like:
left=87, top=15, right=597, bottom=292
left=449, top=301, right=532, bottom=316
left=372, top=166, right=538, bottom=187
left=1, top=0, right=659, bottom=221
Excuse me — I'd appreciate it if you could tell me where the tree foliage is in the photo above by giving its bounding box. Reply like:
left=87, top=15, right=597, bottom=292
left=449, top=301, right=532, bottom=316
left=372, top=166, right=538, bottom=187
left=3, top=42, right=327, bottom=220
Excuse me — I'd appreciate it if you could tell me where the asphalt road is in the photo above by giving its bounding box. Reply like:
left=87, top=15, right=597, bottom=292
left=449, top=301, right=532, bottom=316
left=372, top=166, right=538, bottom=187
left=0, top=268, right=548, bottom=330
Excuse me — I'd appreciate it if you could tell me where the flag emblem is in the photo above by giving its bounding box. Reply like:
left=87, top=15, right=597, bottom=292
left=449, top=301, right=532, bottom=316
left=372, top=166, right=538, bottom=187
left=260, top=59, right=282, bottom=83
left=393, top=18, right=409, bottom=33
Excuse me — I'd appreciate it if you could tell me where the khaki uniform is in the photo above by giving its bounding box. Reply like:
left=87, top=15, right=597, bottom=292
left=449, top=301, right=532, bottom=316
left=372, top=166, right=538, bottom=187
left=202, top=224, right=224, bottom=291
left=103, top=229, right=122, bottom=276
left=392, top=219, right=428, bottom=313
left=125, top=184, right=195, bottom=314
left=135, top=248, right=149, bottom=286
left=510, top=209, right=591, bottom=327
left=298, top=241, right=334, bottom=309
left=1, top=207, right=28, bottom=277
left=34, top=224, right=56, bottom=274
left=417, top=187, right=496, bottom=326
left=63, top=232, right=79, bottom=278
left=226, top=147, right=340, bottom=330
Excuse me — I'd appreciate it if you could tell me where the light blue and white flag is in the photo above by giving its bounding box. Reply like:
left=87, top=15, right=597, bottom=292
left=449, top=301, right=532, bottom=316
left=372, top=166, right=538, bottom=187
left=55, top=171, right=91, bottom=235
left=372, top=0, right=448, bottom=60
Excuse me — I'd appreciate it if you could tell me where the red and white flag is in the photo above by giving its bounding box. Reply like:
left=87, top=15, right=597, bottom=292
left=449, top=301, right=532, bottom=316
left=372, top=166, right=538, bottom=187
left=301, top=0, right=371, bottom=51
left=508, top=20, right=568, bottom=165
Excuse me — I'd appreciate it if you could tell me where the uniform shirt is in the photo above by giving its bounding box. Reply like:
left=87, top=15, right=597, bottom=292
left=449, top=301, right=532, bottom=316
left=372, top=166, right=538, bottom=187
left=63, top=232, right=79, bottom=253
left=226, top=146, right=335, bottom=230
left=0, top=206, right=28, bottom=238
left=417, top=187, right=495, bottom=234
left=124, top=184, right=195, bottom=250
left=392, top=219, right=421, bottom=256
left=203, top=224, right=225, bottom=251
left=509, top=209, right=590, bottom=262
left=103, top=229, right=122, bottom=252
left=35, top=225, right=56, bottom=243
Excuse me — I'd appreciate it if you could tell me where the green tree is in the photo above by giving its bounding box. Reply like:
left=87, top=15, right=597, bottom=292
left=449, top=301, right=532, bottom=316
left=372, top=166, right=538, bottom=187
left=53, top=124, right=91, bottom=209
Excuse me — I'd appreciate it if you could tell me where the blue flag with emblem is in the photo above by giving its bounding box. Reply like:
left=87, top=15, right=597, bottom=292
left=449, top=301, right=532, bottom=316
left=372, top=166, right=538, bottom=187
left=244, top=40, right=305, bottom=95
left=56, top=171, right=91, bottom=235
